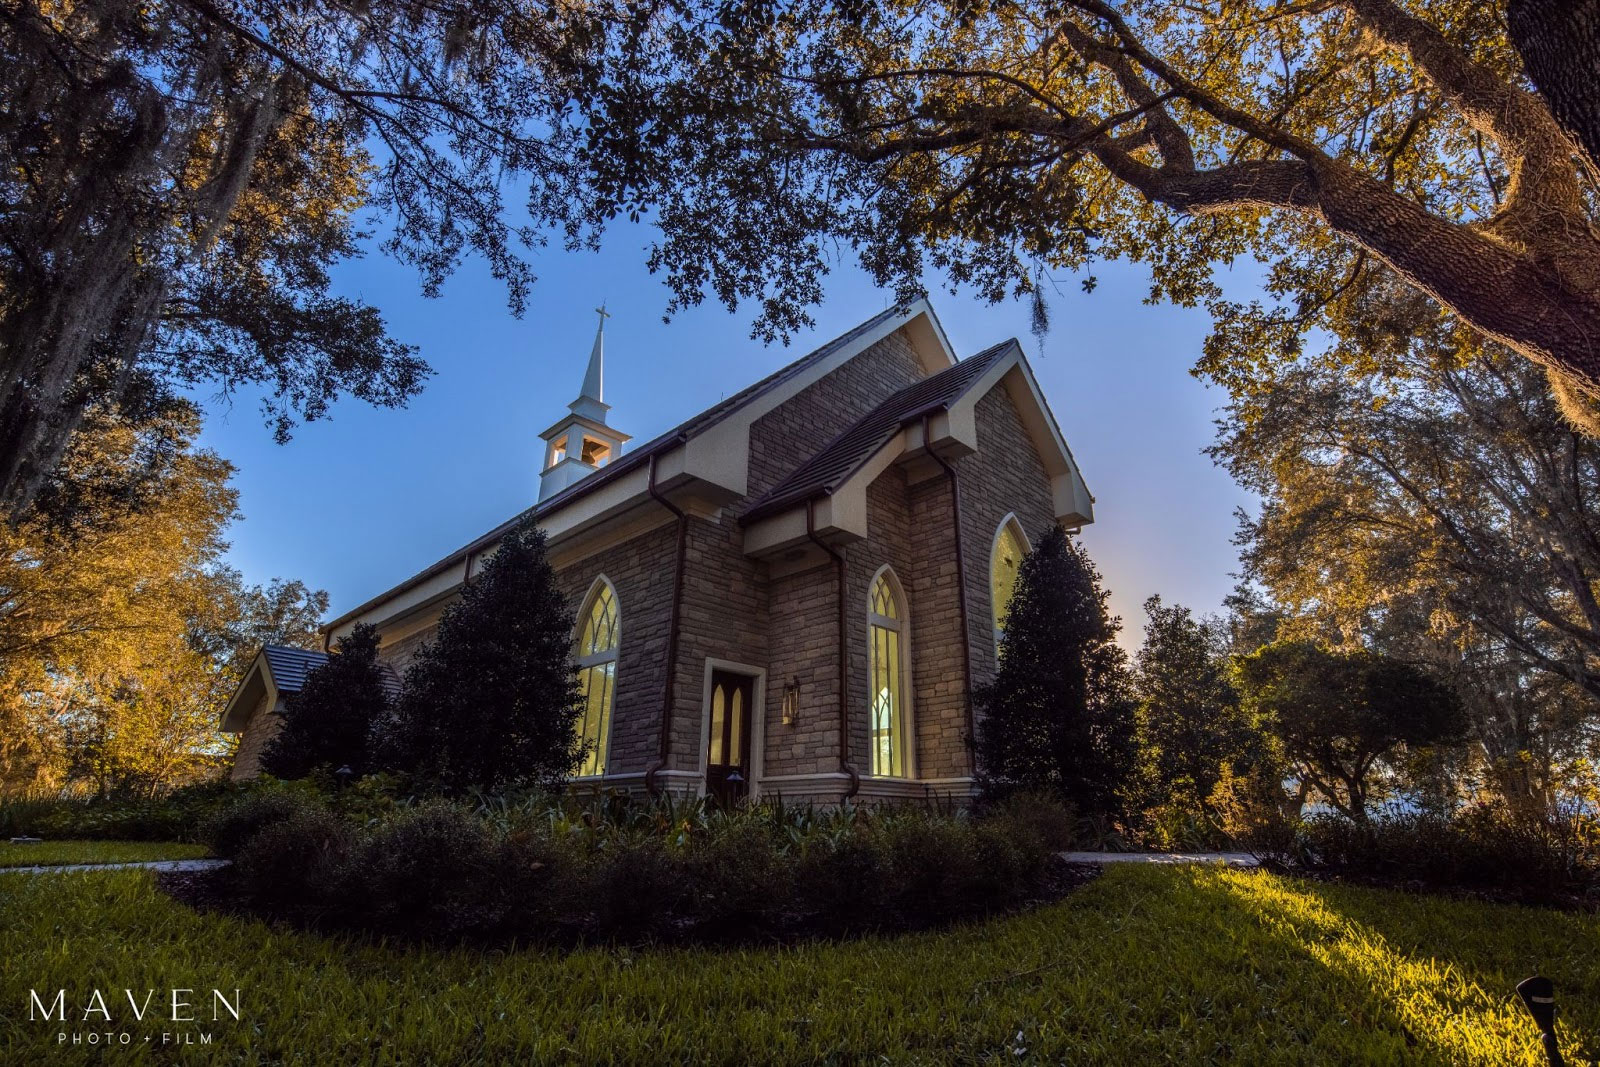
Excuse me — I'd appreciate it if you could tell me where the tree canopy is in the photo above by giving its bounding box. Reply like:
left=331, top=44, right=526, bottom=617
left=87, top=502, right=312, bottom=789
left=0, top=0, right=606, bottom=514
left=1214, top=316, right=1600, bottom=815
left=575, top=0, right=1600, bottom=429
left=1132, top=595, right=1253, bottom=817
left=0, top=401, right=324, bottom=795
left=1235, top=639, right=1465, bottom=820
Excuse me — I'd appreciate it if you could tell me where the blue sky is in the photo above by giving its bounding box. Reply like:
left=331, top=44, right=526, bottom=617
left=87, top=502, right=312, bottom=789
left=194, top=222, right=1257, bottom=645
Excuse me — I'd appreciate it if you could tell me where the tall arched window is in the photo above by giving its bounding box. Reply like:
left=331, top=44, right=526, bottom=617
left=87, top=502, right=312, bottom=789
left=991, top=517, right=1029, bottom=657
left=573, top=579, right=619, bottom=777
left=868, top=569, right=910, bottom=778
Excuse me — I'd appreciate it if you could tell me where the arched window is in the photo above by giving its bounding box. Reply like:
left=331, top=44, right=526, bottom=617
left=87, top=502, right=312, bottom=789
left=573, top=579, right=619, bottom=777
left=991, top=517, right=1029, bottom=656
left=868, top=569, right=910, bottom=778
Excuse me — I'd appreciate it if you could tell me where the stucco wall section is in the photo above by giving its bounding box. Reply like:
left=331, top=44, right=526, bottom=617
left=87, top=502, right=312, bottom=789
left=230, top=692, right=278, bottom=780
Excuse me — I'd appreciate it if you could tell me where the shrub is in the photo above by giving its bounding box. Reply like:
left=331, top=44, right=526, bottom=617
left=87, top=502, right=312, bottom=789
left=792, top=831, right=894, bottom=935
left=1254, top=804, right=1600, bottom=907
left=883, top=815, right=983, bottom=924
left=203, top=788, right=320, bottom=859
left=982, top=792, right=1077, bottom=852
left=260, top=624, right=391, bottom=780
left=345, top=802, right=505, bottom=937
left=232, top=805, right=353, bottom=910
left=2, top=777, right=287, bottom=843
left=684, top=817, right=793, bottom=936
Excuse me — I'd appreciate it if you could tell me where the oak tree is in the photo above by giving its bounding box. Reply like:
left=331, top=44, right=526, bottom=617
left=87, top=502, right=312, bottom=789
left=1235, top=639, right=1466, bottom=820
left=0, top=0, right=603, bottom=515
left=581, top=0, right=1600, bottom=427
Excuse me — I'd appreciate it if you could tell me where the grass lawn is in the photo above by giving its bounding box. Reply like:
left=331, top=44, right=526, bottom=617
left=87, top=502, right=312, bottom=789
left=0, top=840, right=210, bottom=869
left=3, top=864, right=1597, bottom=1065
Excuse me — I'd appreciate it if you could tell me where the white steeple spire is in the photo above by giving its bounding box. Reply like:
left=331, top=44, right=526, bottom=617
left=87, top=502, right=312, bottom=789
left=538, top=302, right=630, bottom=502
left=569, top=304, right=610, bottom=423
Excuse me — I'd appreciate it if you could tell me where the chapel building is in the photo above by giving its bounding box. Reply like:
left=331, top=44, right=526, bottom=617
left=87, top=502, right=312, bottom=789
left=222, top=299, right=1094, bottom=804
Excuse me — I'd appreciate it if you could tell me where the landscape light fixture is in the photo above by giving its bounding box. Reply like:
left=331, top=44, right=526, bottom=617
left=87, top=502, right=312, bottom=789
left=1516, top=975, right=1565, bottom=1067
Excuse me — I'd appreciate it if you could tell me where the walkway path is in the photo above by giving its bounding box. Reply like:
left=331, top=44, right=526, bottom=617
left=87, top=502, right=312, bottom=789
left=0, top=858, right=228, bottom=876
left=1061, top=851, right=1259, bottom=868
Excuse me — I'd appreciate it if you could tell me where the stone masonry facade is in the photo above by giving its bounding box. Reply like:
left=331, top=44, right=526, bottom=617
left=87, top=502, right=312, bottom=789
left=238, top=325, right=1072, bottom=799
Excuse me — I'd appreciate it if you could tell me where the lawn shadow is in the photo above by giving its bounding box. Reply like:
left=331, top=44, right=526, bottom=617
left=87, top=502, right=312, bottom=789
left=1203, top=868, right=1598, bottom=1066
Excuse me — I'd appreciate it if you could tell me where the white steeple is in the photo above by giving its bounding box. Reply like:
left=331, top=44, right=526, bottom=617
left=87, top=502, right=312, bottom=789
left=538, top=305, right=631, bottom=502
left=570, top=304, right=609, bottom=423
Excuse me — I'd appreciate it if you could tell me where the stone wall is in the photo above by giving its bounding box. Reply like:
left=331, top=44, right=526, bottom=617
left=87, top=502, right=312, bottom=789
left=956, top=383, right=1058, bottom=694
left=552, top=521, right=682, bottom=778
left=746, top=329, right=928, bottom=499
left=230, top=692, right=278, bottom=780
left=762, top=560, right=841, bottom=784
left=906, top=472, right=971, bottom=781
left=671, top=512, right=770, bottom=774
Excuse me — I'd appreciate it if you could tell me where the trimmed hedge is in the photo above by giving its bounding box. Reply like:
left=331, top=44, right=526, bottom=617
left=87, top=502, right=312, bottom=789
left=199, top=792, right=1080, bottom=945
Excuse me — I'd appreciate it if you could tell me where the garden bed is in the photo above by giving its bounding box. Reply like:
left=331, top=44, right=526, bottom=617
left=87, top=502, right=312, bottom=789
left=182, top=791, right=1092, bottom=947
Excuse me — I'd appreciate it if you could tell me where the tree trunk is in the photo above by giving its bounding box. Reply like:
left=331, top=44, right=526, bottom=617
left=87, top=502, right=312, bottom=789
left=1509, top=0, right=1600, bottom=176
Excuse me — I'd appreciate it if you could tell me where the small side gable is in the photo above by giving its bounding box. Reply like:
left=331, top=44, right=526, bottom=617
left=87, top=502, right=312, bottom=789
left=220, top=651, right=276, bottom=734
left=739, top=340, right=1092, bottom=560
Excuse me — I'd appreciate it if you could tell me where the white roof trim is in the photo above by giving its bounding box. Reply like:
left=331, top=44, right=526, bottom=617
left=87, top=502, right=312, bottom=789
left=219, top=650, right=279, bottom=733
left=742, top=342, right=1092, bottom=554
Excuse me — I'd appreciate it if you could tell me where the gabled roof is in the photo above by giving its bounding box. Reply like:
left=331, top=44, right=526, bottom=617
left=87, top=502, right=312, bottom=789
left=740, top=340, right=1016, bottom=524
left=532, top=304, right=906, bottom=516
left=261, top=645, right=329, bottom=693
left=220, top=644, right=402, bottom=732
left=323, top=303, right=949, bottom=636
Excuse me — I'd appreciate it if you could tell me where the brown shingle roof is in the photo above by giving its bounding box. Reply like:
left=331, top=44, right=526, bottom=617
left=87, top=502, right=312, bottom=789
left=739, top=339, right=1016, bottom=524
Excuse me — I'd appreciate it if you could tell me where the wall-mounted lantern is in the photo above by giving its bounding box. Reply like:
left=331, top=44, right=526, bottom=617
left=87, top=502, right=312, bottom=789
left=781, top=677, right=801, bottom=726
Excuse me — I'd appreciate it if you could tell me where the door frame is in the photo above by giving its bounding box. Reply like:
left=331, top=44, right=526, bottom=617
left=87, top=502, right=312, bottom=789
left=696, top=658, right=767, bottom=801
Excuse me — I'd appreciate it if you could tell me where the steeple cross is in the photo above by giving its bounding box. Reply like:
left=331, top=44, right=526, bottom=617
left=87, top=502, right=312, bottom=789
left=595, top=303, right=611, bottom=323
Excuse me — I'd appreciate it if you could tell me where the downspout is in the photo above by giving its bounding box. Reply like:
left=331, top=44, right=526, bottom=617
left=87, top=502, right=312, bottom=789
left=807, top=499, right=861, bottom=799
left=644, top=440, right=690, bottom=796
left=923, top=415, right=977, bottom=776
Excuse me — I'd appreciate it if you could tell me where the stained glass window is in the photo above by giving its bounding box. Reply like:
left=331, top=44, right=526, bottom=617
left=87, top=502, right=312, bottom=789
left=991, top=521, right=1027, bottom=657
left=573, top=581, right=619, bottom=776
left=868, top=571, right=908, bottom=778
